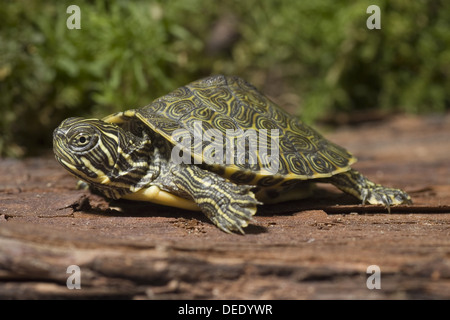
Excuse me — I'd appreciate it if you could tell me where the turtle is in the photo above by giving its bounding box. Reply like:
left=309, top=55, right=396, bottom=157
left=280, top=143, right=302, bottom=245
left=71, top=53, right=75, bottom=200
left=53, top=75, right=412, bottom=233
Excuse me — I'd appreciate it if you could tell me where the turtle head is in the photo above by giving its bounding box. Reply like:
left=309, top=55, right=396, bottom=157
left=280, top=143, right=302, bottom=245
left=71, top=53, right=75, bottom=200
left=53, top=117, right=153, bottom=196
left=53, top=117, right=121, bottom=183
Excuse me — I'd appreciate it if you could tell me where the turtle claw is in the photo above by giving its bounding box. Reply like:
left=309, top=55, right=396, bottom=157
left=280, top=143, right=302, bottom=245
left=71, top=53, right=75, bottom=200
left=329, top=169, right=412, bottom=212
left=206, top=185, right=260, bottom=234
left=361, top=185, right=412, bottom=212
left=170, top=165, right=261, bottom=234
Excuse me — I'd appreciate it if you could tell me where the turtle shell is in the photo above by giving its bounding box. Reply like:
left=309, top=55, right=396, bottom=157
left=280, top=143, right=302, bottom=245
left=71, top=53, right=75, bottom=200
left=112, top=75, right=356, bottom=182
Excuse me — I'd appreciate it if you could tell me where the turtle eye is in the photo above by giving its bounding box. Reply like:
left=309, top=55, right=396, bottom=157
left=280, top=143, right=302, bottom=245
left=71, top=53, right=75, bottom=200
left=70, top=132, right=94, bottom=151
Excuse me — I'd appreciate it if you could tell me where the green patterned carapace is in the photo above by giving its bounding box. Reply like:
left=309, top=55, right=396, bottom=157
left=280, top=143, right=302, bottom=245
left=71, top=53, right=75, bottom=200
left=53, top=75, right=411, bottom=233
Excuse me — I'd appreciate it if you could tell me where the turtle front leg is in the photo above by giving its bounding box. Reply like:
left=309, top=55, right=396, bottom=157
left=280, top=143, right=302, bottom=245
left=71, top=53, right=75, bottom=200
left=165, top=165, right=261, bottom=234
left=326, top=169, right=412, bottom=211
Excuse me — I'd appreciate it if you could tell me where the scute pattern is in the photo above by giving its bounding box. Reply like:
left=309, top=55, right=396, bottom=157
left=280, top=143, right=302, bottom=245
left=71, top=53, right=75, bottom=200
left=136, top=75, right=356, bottom=179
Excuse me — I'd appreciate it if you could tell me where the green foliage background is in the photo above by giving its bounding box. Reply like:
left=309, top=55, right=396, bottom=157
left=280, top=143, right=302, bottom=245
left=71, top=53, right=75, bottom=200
left=1, top=0, right=449, bottom=157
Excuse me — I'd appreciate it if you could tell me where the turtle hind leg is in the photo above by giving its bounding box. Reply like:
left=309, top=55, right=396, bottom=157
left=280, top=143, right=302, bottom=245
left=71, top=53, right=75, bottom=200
left=326, top=169, right=412, bottom=210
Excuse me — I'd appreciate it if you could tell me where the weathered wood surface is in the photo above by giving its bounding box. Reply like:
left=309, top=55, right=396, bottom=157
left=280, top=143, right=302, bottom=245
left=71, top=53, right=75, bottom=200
left=0, top=114, right=449, bottom=299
